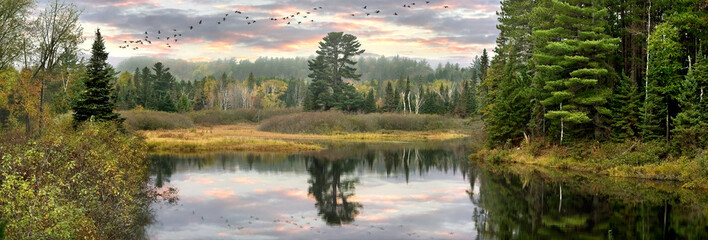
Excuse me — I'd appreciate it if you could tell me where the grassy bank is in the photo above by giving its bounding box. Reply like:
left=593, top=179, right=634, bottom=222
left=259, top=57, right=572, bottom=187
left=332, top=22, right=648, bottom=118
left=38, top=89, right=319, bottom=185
left=141, top=123, right=469, bottom=153
left=120, top=108, right=302, bottom=130
left=471, top=140, right=708, bottom=189
left=258, top=111, right=463, bottom=134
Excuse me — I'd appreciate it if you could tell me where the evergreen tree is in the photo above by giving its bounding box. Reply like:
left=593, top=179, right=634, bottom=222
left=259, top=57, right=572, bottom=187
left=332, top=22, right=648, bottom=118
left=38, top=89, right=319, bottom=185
left=480, top=49, right=490, bottom=82
left=384, top=81, right=396, bottom=112
left=305, top=32, right=365, bottom=112
left=72, top=29, right=123, bottom=126
left=672, top=54, right=708, bottom=150
left=132, top=67, right=142, bottom=106
left=533, top=0, right=619, bottom=143
left=176, top=93, right=192, bottom=112
left=365, top=89, right=377, bottom=113
left=245, top=72, right=256, bottom=89
left=641, top=22, right=684, bottom=141
left=610, top=74, right=641, bottom=142
left=152, top=62, right=177, bottom=112
left=305, top=56, right=334, bottom=111
left=464, top=79, right=478, bottom=116
left=139, top=67, right=152, bottom=109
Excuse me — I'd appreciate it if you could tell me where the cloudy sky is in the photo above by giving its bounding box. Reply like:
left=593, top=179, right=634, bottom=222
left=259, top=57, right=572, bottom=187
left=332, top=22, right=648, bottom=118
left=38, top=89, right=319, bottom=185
left=68, top=0, right=500, bottom=66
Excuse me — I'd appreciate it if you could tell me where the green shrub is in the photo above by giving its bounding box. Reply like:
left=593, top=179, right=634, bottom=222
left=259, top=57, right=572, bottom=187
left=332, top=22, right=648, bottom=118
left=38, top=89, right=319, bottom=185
left=121, top=110, right=194, bottom=130
left=257, top=111, right=461, bottom=134
left=0, top=120, right=155, bottom=239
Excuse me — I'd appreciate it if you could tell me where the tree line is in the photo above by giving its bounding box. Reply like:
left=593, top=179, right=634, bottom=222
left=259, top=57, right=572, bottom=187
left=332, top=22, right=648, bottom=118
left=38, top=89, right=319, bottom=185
left=116, top=54, right=478, bottom=84
left=113, top=38, right=490, bottom=118
left=483, top=0, right=707, bottom=151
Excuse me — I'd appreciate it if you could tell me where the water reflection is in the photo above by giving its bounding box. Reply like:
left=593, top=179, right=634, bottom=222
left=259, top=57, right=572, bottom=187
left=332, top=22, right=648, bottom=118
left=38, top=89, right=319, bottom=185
left=306, top=158, right=361, bottom=225
left=145, top=141, right=708, bottom=239
left=470, top=165, right=708, bottom=239
left=146, top=141, right=474, bottom=239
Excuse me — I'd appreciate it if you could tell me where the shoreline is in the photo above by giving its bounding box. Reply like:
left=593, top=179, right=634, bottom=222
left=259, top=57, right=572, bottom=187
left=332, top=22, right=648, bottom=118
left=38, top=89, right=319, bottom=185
left=470, top=143, right=708, bottom=190
left=140, top=123, right=469, bottom=153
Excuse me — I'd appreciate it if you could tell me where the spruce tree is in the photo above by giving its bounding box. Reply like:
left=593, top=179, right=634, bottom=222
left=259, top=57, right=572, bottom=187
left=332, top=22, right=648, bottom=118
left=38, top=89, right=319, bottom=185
left=72, top=29, right=123, bottom=126
left=384, top=81, right=396, bottom=112
left=672, top=54, right=708, bottom=150
left=133, top=67, right=142, bottom=106
left=610, top=74, right=640, bottom=142
left=465, top=79, right=477, bottom=116
left=152, top=62, right=177, bottom=112
left=246, top=72, right=256, bottom=89
left=365, top=89, right=376, bottom=113
left=140, top=67, right=152, bottom=109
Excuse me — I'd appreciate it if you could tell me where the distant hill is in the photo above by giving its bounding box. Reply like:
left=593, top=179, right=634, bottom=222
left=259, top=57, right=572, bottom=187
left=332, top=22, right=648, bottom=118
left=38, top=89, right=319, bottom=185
left=116, top=55, right=473, bottom=82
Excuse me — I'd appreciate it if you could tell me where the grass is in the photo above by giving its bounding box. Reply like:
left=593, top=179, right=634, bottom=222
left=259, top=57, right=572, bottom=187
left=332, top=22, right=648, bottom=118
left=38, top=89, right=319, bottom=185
left=141, top=123, right=469, bottom=153
left=471, top=140, right=708, bottom=189
left=258, top=111, right=462, bottom=134
left=186, top=108, right=301, bottom=126
left=120, top=109, right=194, bottom=130
left=120, top=108, right=301, bottom=130
left=142, top=126, right=323, bottom=153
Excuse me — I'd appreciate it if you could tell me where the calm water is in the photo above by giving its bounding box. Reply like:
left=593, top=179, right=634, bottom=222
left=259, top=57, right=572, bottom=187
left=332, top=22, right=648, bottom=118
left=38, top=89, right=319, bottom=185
left=146, top=141, right=708, bottom=239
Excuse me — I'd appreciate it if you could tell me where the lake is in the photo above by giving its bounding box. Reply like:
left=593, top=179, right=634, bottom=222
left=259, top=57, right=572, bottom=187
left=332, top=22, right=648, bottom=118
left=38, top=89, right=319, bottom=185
left=146, top=140, right=708, bottom=239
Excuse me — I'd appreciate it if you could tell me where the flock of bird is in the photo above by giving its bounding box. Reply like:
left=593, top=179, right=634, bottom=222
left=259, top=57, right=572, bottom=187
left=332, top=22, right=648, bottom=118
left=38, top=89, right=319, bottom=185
left=117, top=1, right=450, bottom=51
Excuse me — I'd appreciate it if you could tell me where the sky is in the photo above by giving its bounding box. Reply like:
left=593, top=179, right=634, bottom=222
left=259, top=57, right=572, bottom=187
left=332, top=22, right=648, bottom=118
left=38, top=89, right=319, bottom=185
left=68, top=0, right=501, bottom=66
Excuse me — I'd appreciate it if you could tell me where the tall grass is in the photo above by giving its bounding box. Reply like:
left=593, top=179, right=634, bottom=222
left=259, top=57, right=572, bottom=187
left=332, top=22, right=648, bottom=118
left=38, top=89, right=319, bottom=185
left=121, top=110, right=194, bottom=130
left=187, top=108, right=301, bottom=126
left=257, top=111, right=461, bottom=134
left=121, top=108, right=302, bottom=130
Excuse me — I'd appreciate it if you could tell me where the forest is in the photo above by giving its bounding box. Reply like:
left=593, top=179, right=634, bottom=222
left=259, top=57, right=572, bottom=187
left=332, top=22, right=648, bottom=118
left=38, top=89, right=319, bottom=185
left=2, top=0, right=708, bottom=238
left=111, top=51, right=487, bottom=118
left=482, top=0, right=707, bottom=151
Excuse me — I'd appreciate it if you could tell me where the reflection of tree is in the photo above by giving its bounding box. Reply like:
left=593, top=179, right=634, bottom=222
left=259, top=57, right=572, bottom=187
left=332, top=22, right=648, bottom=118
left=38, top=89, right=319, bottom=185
left=306, top=157, right=362, bottom=225
left=471, top=167, right=708, bottom=239
left=149, top=155, right=177, bottom=188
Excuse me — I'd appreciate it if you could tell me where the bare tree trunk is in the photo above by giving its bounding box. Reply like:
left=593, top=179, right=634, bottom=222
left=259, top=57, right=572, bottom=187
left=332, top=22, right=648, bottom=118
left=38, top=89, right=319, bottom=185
left=407, top=93, right=412, bottom=114
left=400, top=93, right=406, bottom=114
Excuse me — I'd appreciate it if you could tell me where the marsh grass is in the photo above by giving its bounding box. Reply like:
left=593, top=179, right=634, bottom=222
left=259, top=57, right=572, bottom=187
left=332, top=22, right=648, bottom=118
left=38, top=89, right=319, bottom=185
left=121, top=108, right=301, bottom=130
left=257, top=111, right=462, bottom=134
left=140, top=123, right=468, bottom=153
left=121, top=110, right=194, bottom=130
left=187, top=108, right=301, bottom=126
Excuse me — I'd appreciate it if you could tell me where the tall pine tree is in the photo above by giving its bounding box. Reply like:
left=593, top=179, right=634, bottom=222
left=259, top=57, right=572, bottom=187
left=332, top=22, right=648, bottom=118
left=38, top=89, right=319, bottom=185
left=533, top=0, right=619, bottom=143
left=72, top=29, right=123, bottom=126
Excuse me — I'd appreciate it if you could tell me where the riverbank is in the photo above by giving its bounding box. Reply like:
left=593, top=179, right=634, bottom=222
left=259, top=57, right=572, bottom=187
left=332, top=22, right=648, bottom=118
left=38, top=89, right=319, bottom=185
left=470, top=140, right=708, bottom=189
left=141, top=124, right=470, bottom=153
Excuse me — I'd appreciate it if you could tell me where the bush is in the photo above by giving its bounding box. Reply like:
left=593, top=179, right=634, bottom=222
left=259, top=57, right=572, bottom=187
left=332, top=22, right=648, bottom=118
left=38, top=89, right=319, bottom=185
left=258, top=111, right=461, bottom=134
left=0, top=120, right=154, bottom=239
left=187, top=108, right=300, bottom=126
left=121, top=110, right=194, bottom=130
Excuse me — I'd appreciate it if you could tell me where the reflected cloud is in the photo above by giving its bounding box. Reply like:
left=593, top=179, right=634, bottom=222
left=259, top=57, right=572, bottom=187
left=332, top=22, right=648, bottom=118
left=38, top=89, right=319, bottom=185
left=203, top=188, right=236, bottom=199
left=231, top=177, right=257, bottom=184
